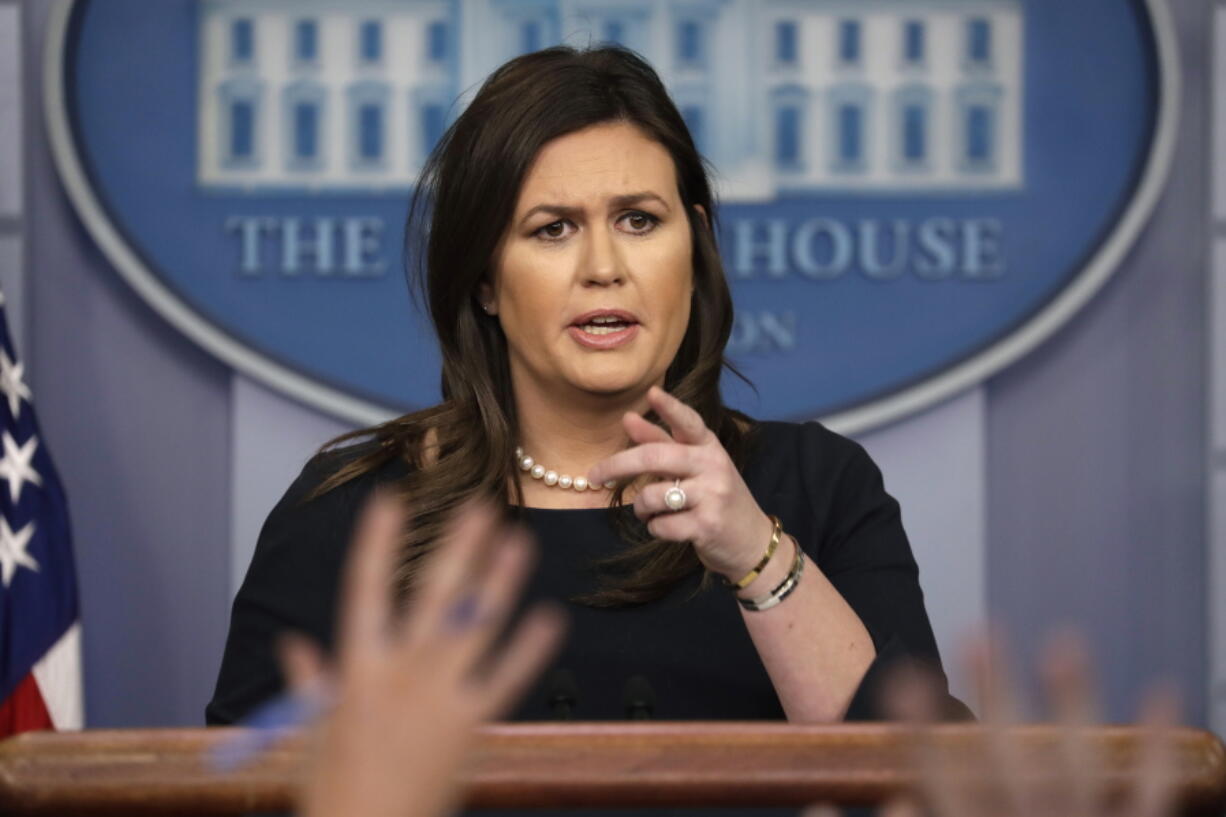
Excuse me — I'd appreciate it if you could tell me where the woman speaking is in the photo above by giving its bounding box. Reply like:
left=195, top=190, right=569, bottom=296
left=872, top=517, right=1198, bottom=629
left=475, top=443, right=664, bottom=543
left=207, top=45, right=965, bottom=726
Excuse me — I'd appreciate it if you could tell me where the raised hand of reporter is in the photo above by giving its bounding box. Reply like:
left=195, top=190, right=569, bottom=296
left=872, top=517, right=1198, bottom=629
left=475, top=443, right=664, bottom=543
left=279, top=494, right=566, bottom=817
left=867, top=632, right=1182, bottom=817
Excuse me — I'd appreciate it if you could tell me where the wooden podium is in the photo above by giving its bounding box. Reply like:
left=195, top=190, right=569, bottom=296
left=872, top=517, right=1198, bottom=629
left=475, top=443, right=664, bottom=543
left=0, top=723, right=1223, bottom=815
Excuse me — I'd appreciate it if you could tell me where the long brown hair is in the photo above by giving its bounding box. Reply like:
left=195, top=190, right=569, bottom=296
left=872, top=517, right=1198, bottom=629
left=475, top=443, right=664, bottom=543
left=313, top=45, right=755, bottom=607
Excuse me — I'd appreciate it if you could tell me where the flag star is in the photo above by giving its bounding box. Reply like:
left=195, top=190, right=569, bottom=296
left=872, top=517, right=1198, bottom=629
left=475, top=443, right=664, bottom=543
left=0, top=432, right=41, bottom=503
left=0, top=349, right=31, bottom=420
left=0, top=517, right=37, bottom=588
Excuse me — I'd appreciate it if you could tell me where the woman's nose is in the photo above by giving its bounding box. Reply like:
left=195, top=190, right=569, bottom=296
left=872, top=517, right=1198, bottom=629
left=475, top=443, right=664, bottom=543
left=581, top=225, right=625, bottom=287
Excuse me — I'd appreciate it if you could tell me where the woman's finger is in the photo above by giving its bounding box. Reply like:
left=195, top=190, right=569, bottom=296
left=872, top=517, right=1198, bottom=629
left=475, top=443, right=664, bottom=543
left=1131, top=682, right=1181, bottom=817
left=645, top=508, right=696, bottom=542
left=647, top=386, right=713, bottom=446
left=403, top=498, right=501, bottom=644
left=633, top=479, right=697, bottom=521
left=442, top=526, right=538, bottom=672
left=277, top=631, right=327, bottom=693
left=1038, top=631, right=1103, bottom=816
left=478, top=602, right=568, bottom=720
left=623, top=411, right=673, bottom=445
left=966, top=632, right=1032, bottom=817
left=337, top=491, right=404, bottom=659
left=588, top=441, right=698, bottom=485
left=880, top=662, right=977, bottom=817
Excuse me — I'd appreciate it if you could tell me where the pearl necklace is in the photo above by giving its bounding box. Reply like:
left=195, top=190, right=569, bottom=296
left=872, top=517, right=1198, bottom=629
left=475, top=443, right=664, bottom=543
left=515, top=447, right=616, bottom=492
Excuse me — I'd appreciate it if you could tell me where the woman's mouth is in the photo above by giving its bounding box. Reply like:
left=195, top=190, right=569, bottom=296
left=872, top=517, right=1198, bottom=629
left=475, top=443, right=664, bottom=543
left=568, top=313, right=640, bottom=349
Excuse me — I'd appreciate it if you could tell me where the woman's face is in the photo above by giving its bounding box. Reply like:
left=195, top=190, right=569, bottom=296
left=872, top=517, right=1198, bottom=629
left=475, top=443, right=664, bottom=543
left=485, top=121, right=697, bottom=404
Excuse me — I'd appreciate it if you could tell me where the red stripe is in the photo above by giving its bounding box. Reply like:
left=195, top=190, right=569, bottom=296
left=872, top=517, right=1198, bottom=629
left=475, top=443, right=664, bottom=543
left=0, top=673, right=55, bottom=736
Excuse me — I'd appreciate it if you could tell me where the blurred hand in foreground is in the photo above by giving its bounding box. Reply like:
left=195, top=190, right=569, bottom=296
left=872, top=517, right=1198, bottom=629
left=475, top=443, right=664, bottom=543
left=279, top=494, right=567, bottom=817
left=806, top=632, right=1182, bottom=817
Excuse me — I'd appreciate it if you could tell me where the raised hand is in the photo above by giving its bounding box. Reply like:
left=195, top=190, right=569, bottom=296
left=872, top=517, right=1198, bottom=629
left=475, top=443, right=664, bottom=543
left=281, top=493, right=567, bottom=817
left=858, top=631, right=1182, bottom=817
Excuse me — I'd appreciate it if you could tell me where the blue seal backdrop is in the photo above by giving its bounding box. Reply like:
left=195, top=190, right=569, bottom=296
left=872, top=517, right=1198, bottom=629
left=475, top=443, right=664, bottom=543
left=48, top=0, right=1172, bottom=427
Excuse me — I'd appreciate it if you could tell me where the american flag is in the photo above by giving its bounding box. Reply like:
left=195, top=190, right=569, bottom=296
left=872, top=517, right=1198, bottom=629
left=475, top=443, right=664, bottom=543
left=0, top=291, right=82, bottom=734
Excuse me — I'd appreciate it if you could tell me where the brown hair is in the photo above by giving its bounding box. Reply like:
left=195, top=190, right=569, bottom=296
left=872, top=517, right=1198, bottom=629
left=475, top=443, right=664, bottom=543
left=313, top=45, right=755, bottom=607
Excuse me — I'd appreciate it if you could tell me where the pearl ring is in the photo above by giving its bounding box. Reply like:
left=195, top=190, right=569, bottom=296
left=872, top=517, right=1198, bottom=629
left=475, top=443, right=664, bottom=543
left=663, top=479, right=688, bottom=512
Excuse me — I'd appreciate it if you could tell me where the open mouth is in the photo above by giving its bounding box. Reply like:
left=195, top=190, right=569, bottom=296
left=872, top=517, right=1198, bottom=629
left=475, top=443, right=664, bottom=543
left=576, top=316, right=636, bottom=335
left=568, top=311, right=641, bottom=348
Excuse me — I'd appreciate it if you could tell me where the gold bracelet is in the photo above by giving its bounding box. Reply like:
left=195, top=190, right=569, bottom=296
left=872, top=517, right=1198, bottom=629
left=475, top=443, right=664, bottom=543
left=723, top=515, right=782, bottom=590
left=737, top=536, right=805, bottom=612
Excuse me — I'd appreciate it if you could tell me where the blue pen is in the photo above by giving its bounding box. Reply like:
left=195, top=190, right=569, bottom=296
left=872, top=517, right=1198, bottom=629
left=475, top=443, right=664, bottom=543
left=210, top=685, right=333, bottom=772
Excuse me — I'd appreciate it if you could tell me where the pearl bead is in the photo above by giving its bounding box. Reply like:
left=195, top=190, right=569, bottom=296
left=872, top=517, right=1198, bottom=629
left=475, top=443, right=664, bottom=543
left=515, top=447, right=615, bottom=492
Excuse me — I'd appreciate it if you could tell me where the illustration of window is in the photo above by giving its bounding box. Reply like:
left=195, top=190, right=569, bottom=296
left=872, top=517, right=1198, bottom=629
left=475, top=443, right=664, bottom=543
left=283, top=81, right=326, bottom=170
left=776, top=21, right=797, bottom=66
left=681, top=105, right=705, bottom=153
left=493, top=2, right=559, bottom=60
left=967, top=18, right=992, bottom=66
left=218, top=77, right=262, bottom=169
left=838, top=19, right=860, bottom=65
left=893, top=85, right=932, bottom=170
left=603, top=20, right=624, bottom=44
left=776, top=107, right=801, bottom=167
left=231, top=101, right=255, bottom=159
left=521, top=20, right=542, bottom=52
left=427, top=20, right=448, bottom=62
left=348, top=82, right=389, bottom=169
left=677, top=20, right=705, bottom=68
left=230, top=18, right=253, bottom=65
left=956, top=84, right=1001, bottom=172
left=828, top=84, right=872, bottom=173
left=415, top=88, right=450, bottom=162
left=903, top=20, right=924, bottom=65
left=771, top=86, right=809, bottom=171
left=293, top=19, right=318, bottom=65
left=359, top=20, right=382, bottom=64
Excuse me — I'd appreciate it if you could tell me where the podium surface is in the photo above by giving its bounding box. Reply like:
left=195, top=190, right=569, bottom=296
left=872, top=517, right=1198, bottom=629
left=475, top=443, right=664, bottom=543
left=0, top=722, right=1223, bottom=815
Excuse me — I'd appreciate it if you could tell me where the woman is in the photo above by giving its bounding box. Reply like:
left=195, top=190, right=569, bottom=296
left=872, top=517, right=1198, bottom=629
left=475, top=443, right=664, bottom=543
left=207, top=44, right=967, bottom=727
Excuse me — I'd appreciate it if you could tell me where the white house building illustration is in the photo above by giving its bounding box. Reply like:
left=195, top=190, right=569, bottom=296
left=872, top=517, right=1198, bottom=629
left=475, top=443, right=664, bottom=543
left=196, top=0, right=1024, bottom=198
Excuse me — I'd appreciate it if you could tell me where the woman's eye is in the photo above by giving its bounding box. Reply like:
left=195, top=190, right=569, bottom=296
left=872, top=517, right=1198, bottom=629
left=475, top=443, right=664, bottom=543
left=536, top=220, right=570, bottom=240
left=621, top=212, right=659, bottom=233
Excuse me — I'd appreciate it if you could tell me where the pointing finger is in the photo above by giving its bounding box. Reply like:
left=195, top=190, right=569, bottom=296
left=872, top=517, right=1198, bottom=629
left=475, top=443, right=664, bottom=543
left=623, top=411, right=673, bottom=445
left=647, top=386, right=712, bottom=445
left=588, top=441, right=697, bottom=485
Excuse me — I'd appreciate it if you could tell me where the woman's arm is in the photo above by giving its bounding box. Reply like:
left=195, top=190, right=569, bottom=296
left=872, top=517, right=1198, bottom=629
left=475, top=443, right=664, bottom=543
left=733, top=527, right=876, bottom=722
left=589, top=387, right=959, bottom=723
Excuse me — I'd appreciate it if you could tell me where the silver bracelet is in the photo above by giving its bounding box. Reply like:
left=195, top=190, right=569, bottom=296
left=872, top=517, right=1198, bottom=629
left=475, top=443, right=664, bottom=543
left=737, top=537, right=805, bottom=612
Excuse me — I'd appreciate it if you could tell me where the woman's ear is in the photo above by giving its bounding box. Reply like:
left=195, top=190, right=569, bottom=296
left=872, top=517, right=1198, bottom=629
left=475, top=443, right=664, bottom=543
left=693, top=204, right=710, bottom=231
left=477, top=281, right=497, bottom=315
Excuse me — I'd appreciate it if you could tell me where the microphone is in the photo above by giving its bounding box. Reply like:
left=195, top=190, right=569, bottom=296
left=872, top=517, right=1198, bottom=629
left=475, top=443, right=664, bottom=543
left=545, top=668, right=578, bottom=720
left=623, top=674, right=655, bottom=720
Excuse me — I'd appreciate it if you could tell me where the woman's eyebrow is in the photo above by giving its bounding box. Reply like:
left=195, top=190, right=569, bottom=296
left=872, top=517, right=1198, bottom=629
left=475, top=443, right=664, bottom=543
left=609, top=191, right=671, bottom=212
left=518, top=191, right=671, bottom=226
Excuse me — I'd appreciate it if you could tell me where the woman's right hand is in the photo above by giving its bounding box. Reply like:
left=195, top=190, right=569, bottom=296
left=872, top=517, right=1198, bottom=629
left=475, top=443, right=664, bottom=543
left=279, top=494, right=567, bottom=817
